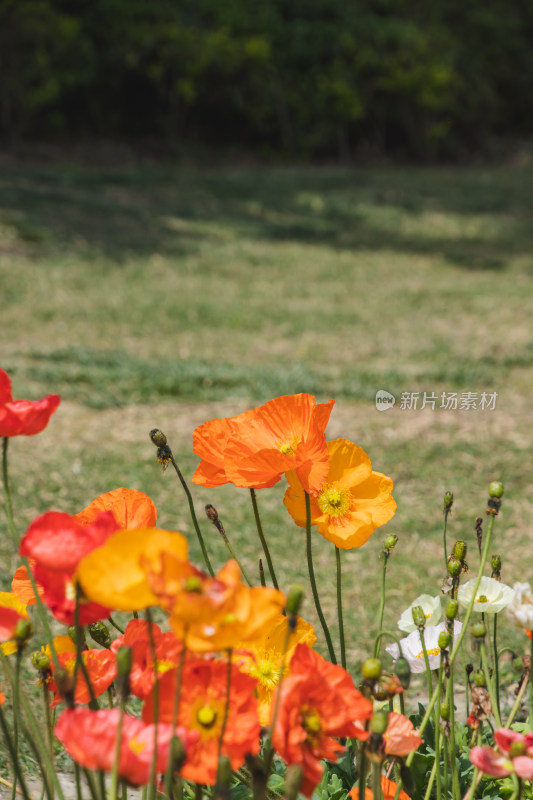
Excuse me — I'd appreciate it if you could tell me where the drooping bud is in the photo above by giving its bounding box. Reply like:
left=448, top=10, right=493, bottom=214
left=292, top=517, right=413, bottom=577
left=443, top=491, right=454, bottom=512
left=445, top=598, right=459, bottom=620
left=384, top=534, right=398, bottom=552
left=488, top=481, right=504, bottom=499
left=205, top=504, right=219, bottom=523
left=395, top=657, right=411, bottom=689
left=88, top=621, right=111, bottom=649
left=149, top=428, right=167, bottom=447
left=447, top=558, right=462, bottom=577
left=370, top=710, right=389, bottom=735
left=13, top=618, right=33, bottom=648
left=471, top=622, right=487, bottom=639
left=438, top=631, right=451, bottom=651
left=453, top=541, right=467, bottom=561
left=411, top=605, right=427, bottom=629
left=362, top=658, right=382, bottom=681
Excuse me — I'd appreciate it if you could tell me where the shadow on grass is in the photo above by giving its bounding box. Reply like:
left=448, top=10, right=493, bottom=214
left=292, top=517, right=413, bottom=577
left=0, top=162, right=532, bottom=269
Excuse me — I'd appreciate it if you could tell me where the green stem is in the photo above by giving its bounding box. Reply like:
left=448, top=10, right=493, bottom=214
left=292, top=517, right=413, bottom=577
left=304, top=492, right=336, bottom=664
left=164, top=642, right=187, bottom=796
left=480, top=641, right=502, bottom=727
left=529, top=633, right=533, bottom=726
left=0, top=702, right=32, bottom=800
left=263, top=621, right=292, bottom=774
left=109, top=705, right=126, bottom=800
left=335, top=547, right=346, bottom=669
left=442, top=508, right=450, bottom=573
left=146, top=609, right=159, bottom=800
left=217, top=651, right=232, bottom=761
left=358, top=741, right=367, bottom=800
left=372, top=762, right=382, bottom=800
left=419, top=628, right=433, bottom=701
left=250, top=489, right=279, bottom=589
left=170, top=454, right=214, bottom=576
left=407, top=511, right=497, bottom=766
left=109, top=616, right=125, bottom=635
left=447, top=663, right=460, bottom=800
left=493, top=613, right=501, bottom=721
left=374, top=554, right=389, bottom=658
left=422, top=757, right=437, bottom=800
left=2, top=438, right=19, bottom=546
left=11, top=650, right=21, bottom=800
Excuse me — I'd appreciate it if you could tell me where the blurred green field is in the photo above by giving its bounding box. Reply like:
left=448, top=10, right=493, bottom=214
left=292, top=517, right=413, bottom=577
left=1, top=157, right=532, bottom=680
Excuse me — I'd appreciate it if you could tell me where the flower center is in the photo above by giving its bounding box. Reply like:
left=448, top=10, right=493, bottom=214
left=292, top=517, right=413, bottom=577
left=183, top=576, right=203, bottom=594
left=197, top=705, right=217, bottom=728
left=416, top=646, right=440, bottom=659
left=277, top=435, right=300, bottom=456
left=476, top=595, right=489, bottom=603
left=301, top=707, right=322, bottom=746
left=128, top=736, right=146, bottom=756
left=510, top=741, right=526, bottom=758
left=249, top=651, right=280, bottom=691
left=317, top=483, right=352, bottom=518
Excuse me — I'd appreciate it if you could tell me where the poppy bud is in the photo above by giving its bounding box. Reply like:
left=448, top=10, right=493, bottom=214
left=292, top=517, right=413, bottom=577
left=170, top=735, right=186, bottom=771
left=384, top=534, right=398, bottom=552
left=286, top=584, right=305, bottom=617
left=88, top=621, right=111, bottom=649
left=440, top=702, right=450, bottom=720
left=488, top=481, right=504, bottom=499
left=13, top=618, right=32, bottom=647
left=395, top=657, right=411, bottom=689
left=471, top=622, right=486, bottom=639
left=443, top=491, right=454, bottom=512
left=55, top=667, right=75, bottom=707
left=149, top=428, right=167, bottom=447
left=31, top=651, right=50, bottom=672
left=205, top=504, right=219, bottom=523
left=116, top=646, right=133, bottom=677
left=284, top=764, right=304, bottom=800
left=370, top=710, right=389, bottom=735
left=453, top=541, right=467, bottom=561
left=447, top=558, right=462, bottom=577
left=474, top=669, right=486, bottom=687
left=216, top=755, right=233, bottom=788
left=362, top=658, right=382, bottom=681
left=446, top=599, right=459, bottom=620
left=438, top=631, right=451, bottom=650
left=411, top=605, right=426, bottom=629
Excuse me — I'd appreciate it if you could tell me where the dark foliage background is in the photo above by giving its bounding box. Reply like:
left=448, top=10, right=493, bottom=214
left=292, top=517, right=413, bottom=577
left=1, top=0, right=533, bottom=159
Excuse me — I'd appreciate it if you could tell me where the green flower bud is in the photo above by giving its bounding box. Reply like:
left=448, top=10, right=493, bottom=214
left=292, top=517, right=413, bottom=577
left=150, top=428, right=167, bottom=447
left=438, top=631, right=451, bottom=650
left=491, top=554, right=502, bottom=572
left=384, top=534, right=398, bottom=552
left=471, top=622, right=486, bottom=639
left=453, top=541, right=467, bottom=561
left=31, top=651, right=50, bottom=672
left=216, top=755, right=233, bottom=788
left=169, top=735, right=186, bottom=771
left=88, top=621, right=111, bottom=649
left=443, top=491, right=454, bottom=512
left=395, top=657, right=411, bottom=690
left=362, top=658, right=382, bottom=681
left=512, top=656, right=524, bottom=673
left=411, top=605, right=427, bottom=628
left=13, top=618, right=33, bottom=647
left=474, top=669, right=486, bottom=687
left=439, top=702, right=450, bottom=720
left=369, top=710, right=389, bottom=735
left=284, top=764, right=304, bottom=800
left=286, top=585, right=305, bottom=617
left=447, top=557, right=462, bottom=577
left=55, top=667, right=75, bottom=707
left=445, top=598, right=459, bottom=620
left=488, top=481, right=504, bottom=499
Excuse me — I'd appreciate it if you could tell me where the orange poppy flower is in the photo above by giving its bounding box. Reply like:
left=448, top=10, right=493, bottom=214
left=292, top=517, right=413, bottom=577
left=234, top=613, right=317, bottom=725
left=193, top=393, right=334, bottom=495
left=142, top=656, right=260, bottom=785
left=383, top=712, right=422, bottom=756
left=143, top=555, right=286, bottom=652
left=349, top=778, right=411, bottom=800
left=49, top=648, right=117, bottom=707
left=11, top=563, right=45, bottom=606
left=110, top=619, right=183, bottom=699
left=0, top=369, right=60, bottom=437
left=273, top=644, right=372, bottom=796
left=75, top=488, right=157, bottom=529
left=76, top=527, right=189, bottom=612
left=55, top=707, right=194, bottom=786
left=20, top=511, right=119, bottom=625
left=284, top=438, right=396, bottom=549
left=0, top=593, right=30, bottom=655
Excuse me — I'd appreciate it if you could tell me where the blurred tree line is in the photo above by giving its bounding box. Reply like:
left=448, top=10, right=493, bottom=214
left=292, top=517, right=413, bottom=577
left=1, top=0, right=532, bottom=159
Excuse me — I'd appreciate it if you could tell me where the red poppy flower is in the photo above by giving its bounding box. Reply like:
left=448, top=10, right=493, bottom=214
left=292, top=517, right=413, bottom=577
left=0, top=369, right=60, bottom=437
left=19, top=510, right=119, bottom=625
left=49, top=648, right=117, bottom=706
left=0, top=606, right=27, bottom=642
left=110, top=619, right=183, bottom=699
left=55, top=707, right=193, bottom=786
left=192, top=394, right=334, bottom=495
left=75, top=488, right=157, bottom=529
left=272, top=644, right=372, bottom=797
left=143, top=656, right=260, bottom=785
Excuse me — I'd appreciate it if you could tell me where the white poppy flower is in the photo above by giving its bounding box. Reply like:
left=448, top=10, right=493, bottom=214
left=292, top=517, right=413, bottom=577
left=506, top=582, right=533, bottom=630
left=397, top=594, right=442, bottom=633
left=457, top=576, right=514, bottom=614
left=386, top=621, right=462, bottom=674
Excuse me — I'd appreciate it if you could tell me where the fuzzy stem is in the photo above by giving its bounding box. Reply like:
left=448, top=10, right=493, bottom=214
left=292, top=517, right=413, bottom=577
left=305, top=492, right=336, bottom=664
left=170, top=454, right=214, bottom=576
left=335, top=546, right=346, bottom=669
left=250, top=489, right=279, bottom=589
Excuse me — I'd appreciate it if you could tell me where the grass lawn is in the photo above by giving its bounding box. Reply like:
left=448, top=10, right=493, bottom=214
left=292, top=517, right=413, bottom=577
left=1, top=155, right=532, bottom=681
